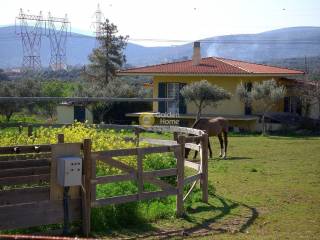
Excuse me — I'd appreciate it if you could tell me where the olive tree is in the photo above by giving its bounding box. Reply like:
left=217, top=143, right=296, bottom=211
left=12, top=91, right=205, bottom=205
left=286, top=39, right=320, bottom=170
left=0, top=81, right=18, bottom=122
left=294, top=79, right=320, bottom=119
left=236, top=79, right=286, bottom=134
left=74, top=78, right=141, bottom=123
left=0, top=79, right=41, bottom=122
left=180, top=80, right=231, bottom=121
left=39, top=81, right=70, bottom=120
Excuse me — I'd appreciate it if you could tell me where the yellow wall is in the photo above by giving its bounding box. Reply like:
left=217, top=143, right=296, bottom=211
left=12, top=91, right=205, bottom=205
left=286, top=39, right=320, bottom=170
left=85, top=108, right=94, bottom=123
left=153, top=75, right=285, bottom=115
left=57, top=105, right=93, bottom=124
left=57, top=105, right=74, bottom=124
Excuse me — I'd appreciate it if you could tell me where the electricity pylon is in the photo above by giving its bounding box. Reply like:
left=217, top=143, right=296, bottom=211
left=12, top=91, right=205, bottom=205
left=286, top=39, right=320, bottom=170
left=92, top=4, right=105, bottom=39
left=16, top=8, right=44, bottom=71
left=47, top=12, right=70, bottom=71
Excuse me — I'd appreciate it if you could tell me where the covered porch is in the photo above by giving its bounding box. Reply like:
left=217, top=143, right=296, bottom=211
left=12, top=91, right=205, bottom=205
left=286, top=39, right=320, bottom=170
left=126, top=112, right=259, bottom=131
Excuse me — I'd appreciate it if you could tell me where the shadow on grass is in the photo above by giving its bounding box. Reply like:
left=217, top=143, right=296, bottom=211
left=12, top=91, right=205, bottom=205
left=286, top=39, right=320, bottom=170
left=266, top=135, right=319, bottom=140
left=92, top=222, right=157, bottom=238
left=129, top=192, right=258, bottom=239
left=182, top=193, right=258, bottom=236
left=227, top=132, right=320, bottom=139
left=187, top=155, right=252, bottom=161
left=222, top=156, right=252, bottom=161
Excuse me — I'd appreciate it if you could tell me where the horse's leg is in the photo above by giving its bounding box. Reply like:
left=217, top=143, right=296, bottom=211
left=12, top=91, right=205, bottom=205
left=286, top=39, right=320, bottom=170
left=208, top=138, right=213, bottom=158
left=218, top=133, right=224, bottom=158
left=193, top=149, right=198, bottom=159
left=223, top=131, right=228, bottom=159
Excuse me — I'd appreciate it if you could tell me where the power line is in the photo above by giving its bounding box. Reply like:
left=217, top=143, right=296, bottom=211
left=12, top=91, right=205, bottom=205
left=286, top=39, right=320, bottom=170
left=0, top=33, right=320, bottom=45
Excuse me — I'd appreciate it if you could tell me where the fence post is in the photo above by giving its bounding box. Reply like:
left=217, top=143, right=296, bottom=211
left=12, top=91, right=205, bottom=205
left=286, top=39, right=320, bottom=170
left=82, top=139, right=92, bottom=236
left=57, top=133, right=64, bottom=143
left=176, top=135, right=185, bottom=217
left=134, top=127, right=140, bottom=147
left=49, top=134, right=65, bottom=201
left=27, top=125, right=33, bottom=137
left=137, top=148, right=144, bottom=199
left=200, top=133, right=209, bottom=203
left=173, top=132, right=178, bottom=141
left=18, top=125, right=23, bottom=134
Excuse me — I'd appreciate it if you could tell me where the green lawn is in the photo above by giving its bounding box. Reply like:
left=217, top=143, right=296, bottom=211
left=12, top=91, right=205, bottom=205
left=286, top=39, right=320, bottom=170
left=196, top=135, right=320, bottom=239
left=1, top=129, right=319, bottom=239
left=100, top=134, right=320, bottom=239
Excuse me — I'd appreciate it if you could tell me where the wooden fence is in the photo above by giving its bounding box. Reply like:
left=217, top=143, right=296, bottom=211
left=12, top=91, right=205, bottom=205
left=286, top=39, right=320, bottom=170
left=0, top=125, right=209, bottom=236
left=0, top=134, right=83, bottom=231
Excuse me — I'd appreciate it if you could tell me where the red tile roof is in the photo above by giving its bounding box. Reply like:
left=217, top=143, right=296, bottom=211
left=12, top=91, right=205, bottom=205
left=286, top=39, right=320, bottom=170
left=119, top=57, right=304, bottom=76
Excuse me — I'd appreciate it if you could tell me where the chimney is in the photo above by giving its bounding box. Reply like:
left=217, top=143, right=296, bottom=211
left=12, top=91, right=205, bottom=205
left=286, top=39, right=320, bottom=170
left=192, top=41, right=201, bottom=65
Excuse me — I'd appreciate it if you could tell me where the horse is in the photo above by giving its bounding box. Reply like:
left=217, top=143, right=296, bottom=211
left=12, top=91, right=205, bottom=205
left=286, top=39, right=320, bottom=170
left=185, top=117, right=229, bottom=159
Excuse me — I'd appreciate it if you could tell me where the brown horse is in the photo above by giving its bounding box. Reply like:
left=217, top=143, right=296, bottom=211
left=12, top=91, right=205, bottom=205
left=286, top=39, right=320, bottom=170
left=185, top=117, right=229, bottom=159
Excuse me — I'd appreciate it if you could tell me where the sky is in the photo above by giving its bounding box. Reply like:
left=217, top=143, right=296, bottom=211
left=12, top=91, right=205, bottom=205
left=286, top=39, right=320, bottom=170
left=1, top=0, right=319, bottom=46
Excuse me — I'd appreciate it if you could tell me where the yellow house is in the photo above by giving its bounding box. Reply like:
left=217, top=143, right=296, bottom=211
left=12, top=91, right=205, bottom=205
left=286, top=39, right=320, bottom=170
left=119, top=42, right=305, bottom=131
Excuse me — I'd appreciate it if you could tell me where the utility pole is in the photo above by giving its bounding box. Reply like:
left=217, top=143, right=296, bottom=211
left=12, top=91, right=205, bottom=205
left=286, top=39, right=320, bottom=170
left=16, top=8, right=44, bottom=71
left=47, top=12, right=71, bottom=71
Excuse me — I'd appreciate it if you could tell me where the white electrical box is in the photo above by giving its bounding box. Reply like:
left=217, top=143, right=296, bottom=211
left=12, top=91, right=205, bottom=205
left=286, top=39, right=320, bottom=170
left=57, top=156, right=82, bottom=187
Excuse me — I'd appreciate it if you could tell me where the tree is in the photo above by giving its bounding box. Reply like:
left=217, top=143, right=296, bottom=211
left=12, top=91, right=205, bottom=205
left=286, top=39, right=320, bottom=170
left=236, top=79, right=286, bottom=134
left=294, top=79, right=320, bottom=120
left=74, top=78, right=144, bottom=123
left=39, top=81, right=71, bottom=120
left=0, top=81, right=18, bottom=122
left=180, top=80, right=231, bottom=121
left=0, top=79, right=41, bottom=122
left=87, top=19, right=128, bottom=84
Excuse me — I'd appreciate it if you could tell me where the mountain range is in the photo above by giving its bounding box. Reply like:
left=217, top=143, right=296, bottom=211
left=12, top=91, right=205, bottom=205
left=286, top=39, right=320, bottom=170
left=0, top=26, right=320, bottom=69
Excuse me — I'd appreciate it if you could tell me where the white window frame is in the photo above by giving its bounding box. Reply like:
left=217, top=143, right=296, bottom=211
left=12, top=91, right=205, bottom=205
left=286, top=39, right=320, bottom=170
left=166, top=83, right=179, bottom=114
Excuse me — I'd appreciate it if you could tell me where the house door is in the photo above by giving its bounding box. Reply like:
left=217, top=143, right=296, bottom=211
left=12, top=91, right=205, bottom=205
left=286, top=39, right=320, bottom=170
left=74, top=106, right=86, bottom=122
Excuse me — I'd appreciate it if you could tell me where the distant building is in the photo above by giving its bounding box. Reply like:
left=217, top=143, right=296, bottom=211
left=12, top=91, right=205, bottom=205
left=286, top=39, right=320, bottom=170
left=57, top=103, right=93, bottom=124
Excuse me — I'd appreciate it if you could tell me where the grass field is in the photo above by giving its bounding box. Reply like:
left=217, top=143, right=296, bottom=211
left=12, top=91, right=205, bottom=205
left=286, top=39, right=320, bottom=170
left=99, top=134, right=320, bottom=239
left=0, top=126, right=319, bottom=239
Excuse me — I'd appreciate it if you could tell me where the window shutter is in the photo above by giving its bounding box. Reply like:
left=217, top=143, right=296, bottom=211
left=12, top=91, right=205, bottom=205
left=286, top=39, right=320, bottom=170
left=179, top=83, right=187, bottom=114
left=284, top=97, right=290, bottom=112
left=158, top=83, right=167, bottom=113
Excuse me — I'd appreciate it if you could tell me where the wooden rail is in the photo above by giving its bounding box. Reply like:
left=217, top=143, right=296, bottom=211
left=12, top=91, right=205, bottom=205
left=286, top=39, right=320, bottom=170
left=0, top=199, right=81, bottom=230
left=0, top=187, right=50, bottom=205
left=0, top=144, right=51, bottom=154
left=0, top=134, right=83, bottom=232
